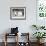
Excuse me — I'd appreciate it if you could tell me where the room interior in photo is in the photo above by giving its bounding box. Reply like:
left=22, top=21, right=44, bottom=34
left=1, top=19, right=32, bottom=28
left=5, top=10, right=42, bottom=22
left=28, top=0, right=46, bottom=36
left=0, top=0, right=46, bottom=46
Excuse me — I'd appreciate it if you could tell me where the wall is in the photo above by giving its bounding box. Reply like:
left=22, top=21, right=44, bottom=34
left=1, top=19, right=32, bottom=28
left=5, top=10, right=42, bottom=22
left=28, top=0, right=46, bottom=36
left=0, top=0, right=36, bottom=42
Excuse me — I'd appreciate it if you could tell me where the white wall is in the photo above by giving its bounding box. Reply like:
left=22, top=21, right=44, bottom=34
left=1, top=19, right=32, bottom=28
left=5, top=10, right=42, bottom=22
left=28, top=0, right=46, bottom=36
left=0, top=0, right=37, bottom=42
left=0, top=0, right=37, bottom=35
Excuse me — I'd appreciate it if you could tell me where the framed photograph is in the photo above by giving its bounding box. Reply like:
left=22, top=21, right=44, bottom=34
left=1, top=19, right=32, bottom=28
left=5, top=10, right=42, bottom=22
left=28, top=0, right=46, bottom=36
left=10, top=7, right=26, bottom=20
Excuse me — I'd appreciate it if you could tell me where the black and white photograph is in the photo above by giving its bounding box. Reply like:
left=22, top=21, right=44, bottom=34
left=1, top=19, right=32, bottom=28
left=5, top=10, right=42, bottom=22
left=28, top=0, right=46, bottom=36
left=10, top=7, right=26, bottom=20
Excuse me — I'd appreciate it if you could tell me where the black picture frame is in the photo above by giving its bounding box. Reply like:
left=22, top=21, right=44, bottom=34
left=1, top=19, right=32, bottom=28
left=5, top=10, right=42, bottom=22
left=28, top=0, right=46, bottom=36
left=10, top=7, right=26, bottom=20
